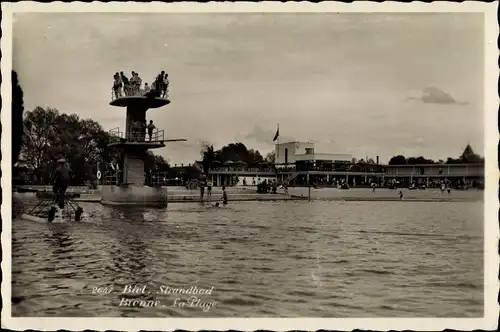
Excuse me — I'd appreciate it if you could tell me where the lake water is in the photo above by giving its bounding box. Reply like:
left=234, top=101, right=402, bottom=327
left=11, top=197, right=483, bottom=317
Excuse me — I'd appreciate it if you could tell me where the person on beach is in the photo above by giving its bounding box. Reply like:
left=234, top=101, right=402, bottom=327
left=222, top=185, right=228, bottom=205
left=398, top=190, right=404, bottom=200
left=440, top=182, right=446, bottom=195
left=199, top=174, right=206, bottom=201
left=371, top=182, right=377, bottom=193
left=207, top=180, right=213, bottom=199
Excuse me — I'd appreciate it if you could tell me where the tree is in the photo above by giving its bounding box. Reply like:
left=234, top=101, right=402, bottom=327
left=211, top=142, right=265, bottom=165
left=265, top=151, right=276, bottom=164
left=12, top=70, right=24, bottom=167
left=200, top=142, right=215, bottom=176
left=459, top=144, right=483, bottom=163
left=215, top=142, right=248, bottom=163
left=388, top=155, right=407, bottom=165
left=407, top=156, right=435, bottom=165
left=22, top=107, right=60, bottom=179
left=445, top=145, right=484, bottom=164
left=248, top=148, right=264, bottom=164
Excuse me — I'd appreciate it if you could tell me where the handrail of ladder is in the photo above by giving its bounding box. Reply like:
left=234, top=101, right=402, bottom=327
left=284, top=171, right=300, bottom=183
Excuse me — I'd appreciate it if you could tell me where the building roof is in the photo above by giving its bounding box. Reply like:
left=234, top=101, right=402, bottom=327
left=461, top=144, right=476, bottom=159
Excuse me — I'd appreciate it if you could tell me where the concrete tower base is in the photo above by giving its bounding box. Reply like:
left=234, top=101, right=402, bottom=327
left=101, top=185, right=168, bottom=207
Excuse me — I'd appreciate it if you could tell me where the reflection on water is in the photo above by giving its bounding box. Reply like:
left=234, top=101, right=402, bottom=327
left=12, top=200, right=483, bottom=317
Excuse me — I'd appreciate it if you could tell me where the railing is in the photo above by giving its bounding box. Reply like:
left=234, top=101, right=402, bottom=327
left=16, top=185, right=99, bottom=194
left=108, top=127, right=165, bottom=143
left=132, top=128, right=164, bottom=143
left=293, top=165, right=385, bottom=173
left=209, top=167, right=275, bottom=173
left=145, top=171, right=168, bottom=186
left=109, top=127, right=124, bottom=143
left=111, top=86, right=169, bottom=101
left=284, top=172, right=300, bottom=184
left=103, top=170, right=121, bottom=185
left=275, top=166, right=296, bottom=173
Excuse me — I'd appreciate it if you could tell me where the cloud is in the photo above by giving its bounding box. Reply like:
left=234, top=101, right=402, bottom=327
left=406, top=87, right=468, bottom=105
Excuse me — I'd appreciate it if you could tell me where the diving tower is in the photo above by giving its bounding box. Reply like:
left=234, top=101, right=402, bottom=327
left=101, top=83, right=185, bottom=207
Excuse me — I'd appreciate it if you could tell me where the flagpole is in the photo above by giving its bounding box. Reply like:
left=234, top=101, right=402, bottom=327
left=277, top=123, right=279, bottom=160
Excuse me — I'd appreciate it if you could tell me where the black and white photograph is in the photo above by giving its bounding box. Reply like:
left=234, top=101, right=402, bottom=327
left=1, top=1, right=498, bottom=331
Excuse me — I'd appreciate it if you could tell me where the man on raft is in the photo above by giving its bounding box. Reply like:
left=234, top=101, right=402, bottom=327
left=51, top=158, right=73, bottom=209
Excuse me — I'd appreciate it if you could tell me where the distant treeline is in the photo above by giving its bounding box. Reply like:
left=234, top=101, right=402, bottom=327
left=386, top=146, right=484, bottom=165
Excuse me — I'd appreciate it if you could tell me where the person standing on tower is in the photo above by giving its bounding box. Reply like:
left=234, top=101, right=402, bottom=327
left=162, top=73, right=169, bottom=98
left=130, top=71, right=142, bottom=95
left=120, top=72, right=130, bottom=96
left=113, top=72, right=122, bottom=98
left=130, top=71, right=137, bottom=94
left=147, top=120, right=156, bottom=141
left=136, top=72, right=142, bottom=93
left=156, top=71, right=165, bottom=90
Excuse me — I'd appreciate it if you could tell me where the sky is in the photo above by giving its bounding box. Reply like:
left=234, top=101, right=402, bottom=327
left=13, top=13, right=485, bottom=164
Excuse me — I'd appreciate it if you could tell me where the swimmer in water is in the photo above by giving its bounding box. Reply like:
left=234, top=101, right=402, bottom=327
left=399, top=190, right=404, bottom=200
left=213, top=202, right=220, bottom=208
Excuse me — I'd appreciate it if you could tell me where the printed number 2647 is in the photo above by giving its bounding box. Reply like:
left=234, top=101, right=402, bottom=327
left=92, top=286, right=114, bottom=294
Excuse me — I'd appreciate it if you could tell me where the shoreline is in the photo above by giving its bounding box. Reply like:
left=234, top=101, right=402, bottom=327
left=71, top=196, right=479, bottom=203
left=13, top=186, right=483, bottom=205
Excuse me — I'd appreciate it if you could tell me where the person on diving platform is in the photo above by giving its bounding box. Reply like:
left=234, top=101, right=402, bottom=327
left=52, top=158, right=73, bottom=209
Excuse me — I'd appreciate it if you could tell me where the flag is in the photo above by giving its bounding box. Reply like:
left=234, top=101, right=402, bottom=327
left=273, top=125, right=279, bottom=142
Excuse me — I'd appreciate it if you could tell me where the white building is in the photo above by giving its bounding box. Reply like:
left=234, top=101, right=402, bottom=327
left=274, top=141, right=352, bottom=168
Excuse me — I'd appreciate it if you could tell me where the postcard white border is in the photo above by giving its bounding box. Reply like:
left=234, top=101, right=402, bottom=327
left=1, top=1, right=498, bottom=331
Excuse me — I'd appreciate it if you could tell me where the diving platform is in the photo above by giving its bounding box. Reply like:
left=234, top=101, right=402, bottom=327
left=110, top=95, right=170, bottom=108
left=102, top=71, right=183, bottom=207
left=108, top=127, right=166, bottom=149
